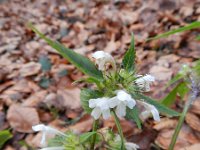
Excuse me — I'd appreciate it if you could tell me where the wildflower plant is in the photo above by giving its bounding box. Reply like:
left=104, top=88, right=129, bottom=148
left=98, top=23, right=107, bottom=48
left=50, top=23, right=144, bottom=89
left=162, top=60, right=200, bottom=150
left=29, top=23, right=180, bottom=150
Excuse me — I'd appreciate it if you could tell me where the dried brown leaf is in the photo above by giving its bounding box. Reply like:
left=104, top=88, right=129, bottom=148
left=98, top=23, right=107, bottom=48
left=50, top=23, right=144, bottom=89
left=7, top=104, right=39, bottom=133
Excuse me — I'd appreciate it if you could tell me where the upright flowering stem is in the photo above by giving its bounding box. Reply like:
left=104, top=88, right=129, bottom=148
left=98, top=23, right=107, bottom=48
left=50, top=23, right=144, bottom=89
left=112, top=111, right=125, bottom=150
left=90, top=119, right=99, bottom=150
left=169, top=92, right=197, bottom=150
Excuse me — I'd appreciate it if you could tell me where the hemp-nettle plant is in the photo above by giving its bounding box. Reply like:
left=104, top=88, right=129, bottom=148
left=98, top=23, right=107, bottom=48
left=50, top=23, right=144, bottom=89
left=29, top=24, right=180, bottom=150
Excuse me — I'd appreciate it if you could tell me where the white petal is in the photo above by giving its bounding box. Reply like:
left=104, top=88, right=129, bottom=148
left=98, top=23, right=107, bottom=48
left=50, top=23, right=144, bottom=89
left=126, top=99, right=136, bottom=109
left=32, top=124, right=66, bottom=137
left=108, top=97, right=119, bottom=108
left=41, top=131, right=46, bottom=146
left=40, top=147, right=65, bottom=150
left=91, top=107, right=102, bottom=120
left=125, top=142, right=139, bottom=150
left=102, top=109, right=111, bottom=120
left=143, top=74, right=155, bottom=82
left=92, top=51, right=116, bottom=71
left=144, top=83, right=150, bottom=92
left=92, top=51, right=106, bottom=59
left=97, top=98, right=109, bottom=110
left=140, top=110, right=151, bottom=120
left=150, top=106, right=160, bottom=121
left=116, top=90, right=129, bottom=101
left=98, top=61, right=106, bottom=71
left=45, top=126, right=66, bottom=136
left=138, top=101, right=160, bottom=121
left=32, top=124, right=45, bottom=132
left=89, top=99, right=98, bottom=108
left=116, top=103, right=126, bottom=118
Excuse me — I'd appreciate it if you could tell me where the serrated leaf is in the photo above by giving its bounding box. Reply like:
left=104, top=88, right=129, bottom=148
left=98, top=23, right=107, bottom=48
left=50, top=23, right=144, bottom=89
left=28, top=23, right=103, bottom=80
left=132, top=93, right=180, bottom=117
left=80, top=89, right=103, bottom=113
left=0, top=130, right=13, bottom=148
left=126, top=107, right=142, bottom=129
left=147, top=21, right=200, bottom=41
left=80, top=132, right=97, bottom=143
left=122, top=33, right=136, bottom=72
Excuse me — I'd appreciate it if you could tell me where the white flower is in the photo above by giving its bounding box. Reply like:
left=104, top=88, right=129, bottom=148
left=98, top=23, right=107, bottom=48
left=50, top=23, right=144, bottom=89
left=135, top=74, right=155, bottom=92
left=92, top=51, right=116, bottom=71
left=137, top=101, right=160, bottom=122
left=40, top=147, right=64, bottom=150
left=125, top=142, right=139, bottom=150
left=89, top=97, right=111, bottom=120
left=32, top=124, right=66, bottom=146
left=109, top=90, right=136, bottom=118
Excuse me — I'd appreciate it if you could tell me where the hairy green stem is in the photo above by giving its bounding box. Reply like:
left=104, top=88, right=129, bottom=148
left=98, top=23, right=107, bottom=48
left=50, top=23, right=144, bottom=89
left=169, top=94, right=197, bottom=150
left=112, top=111, right=125, bottom=150
left=90, top=119, right=99, bottom=150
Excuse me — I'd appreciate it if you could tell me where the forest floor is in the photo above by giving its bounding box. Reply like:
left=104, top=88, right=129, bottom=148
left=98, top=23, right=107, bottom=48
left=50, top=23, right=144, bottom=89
left=0, top=0, right=200, bottom=149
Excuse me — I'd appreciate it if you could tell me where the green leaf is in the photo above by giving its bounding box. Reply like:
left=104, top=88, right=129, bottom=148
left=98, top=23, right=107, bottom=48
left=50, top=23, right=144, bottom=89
left=122, top=33, right=136, bottom=72
left=80, top=132, right=97, bottom=143
left=0, top=130, right=13, bottom=148
left=28, top=23, right=103, bottom=80
left=80, top=89, right=103, bottom=113
left=72, top=77, right=101, bottom=88
left=126, top=107, right=142, bottom=129
left=162, top=83, right=181, bottom=106
left=133, top=93, right=180, bottom=117
left=177, top=82, right=189, bottom=99
left=163, top=82, right=190, bottom=107
left=147, top=21, right=200, bottom=41
left=166, top=73, right=184, bottom=87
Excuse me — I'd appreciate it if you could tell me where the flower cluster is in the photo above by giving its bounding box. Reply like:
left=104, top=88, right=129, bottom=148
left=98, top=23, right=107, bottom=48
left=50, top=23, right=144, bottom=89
left=89, top=51, right=160, bottom=121
left=32, top=50, right=160, bottom=150
left=89, top=90, right=136, bottom=119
